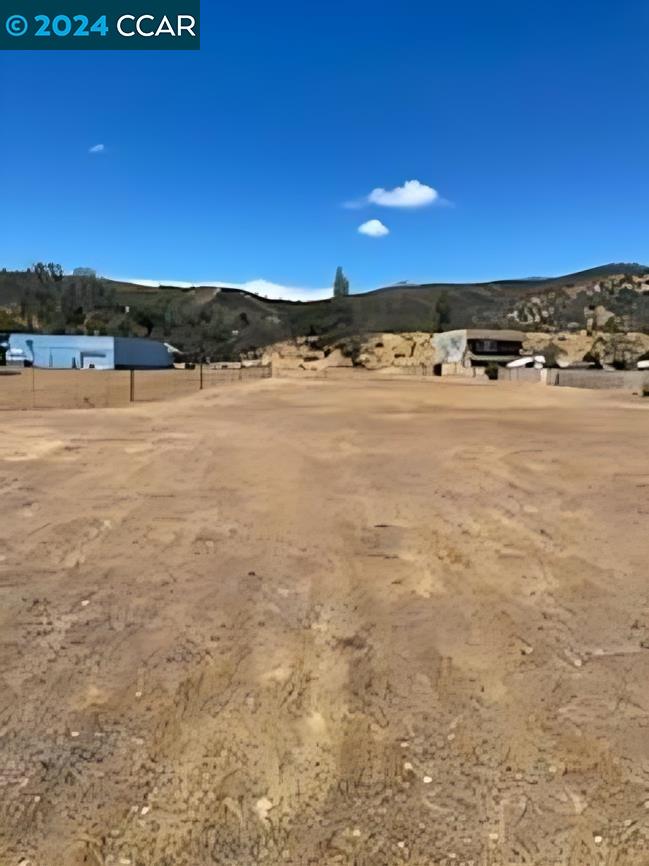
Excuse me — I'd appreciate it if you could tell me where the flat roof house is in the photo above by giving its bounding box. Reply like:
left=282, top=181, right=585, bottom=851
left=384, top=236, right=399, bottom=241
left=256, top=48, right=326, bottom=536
left=432, top=329, right=525, bottom=372
left=1, top=334, right=173, bottom=370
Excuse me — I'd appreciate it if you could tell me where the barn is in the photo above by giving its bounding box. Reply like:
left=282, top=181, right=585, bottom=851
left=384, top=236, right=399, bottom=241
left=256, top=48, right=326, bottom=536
left=2, top=334, right=173, bottom=370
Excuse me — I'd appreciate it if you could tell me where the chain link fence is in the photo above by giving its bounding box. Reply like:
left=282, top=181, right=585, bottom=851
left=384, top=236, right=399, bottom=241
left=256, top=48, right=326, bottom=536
left=0, top=365, right=271, bottom=410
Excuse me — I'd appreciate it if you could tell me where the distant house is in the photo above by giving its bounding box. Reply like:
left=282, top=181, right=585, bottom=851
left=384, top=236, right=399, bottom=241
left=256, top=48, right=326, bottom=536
left=433, top=329, right=525, bottom=372
left=1, top=334, right=173, bottom=370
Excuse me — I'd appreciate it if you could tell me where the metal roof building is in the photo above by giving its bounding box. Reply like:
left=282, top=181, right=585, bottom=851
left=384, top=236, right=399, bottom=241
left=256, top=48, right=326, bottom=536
left=2, top=334, right=173, bottom=370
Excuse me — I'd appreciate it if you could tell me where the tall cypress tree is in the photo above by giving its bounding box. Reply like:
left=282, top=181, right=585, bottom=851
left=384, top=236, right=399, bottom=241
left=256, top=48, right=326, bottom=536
left=333, top=266, right=350, bottom=298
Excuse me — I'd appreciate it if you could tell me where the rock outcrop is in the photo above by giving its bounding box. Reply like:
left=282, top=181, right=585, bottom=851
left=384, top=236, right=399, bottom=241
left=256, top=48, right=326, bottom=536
left=522, top=331, right=649, bottom=368
left=263, top=329, right=649, bottom=373
left=261, top=338, right=353, bottom=371
left=261, top=333, right=437, bottom=371
left=355, top=333, right=436, bottom=369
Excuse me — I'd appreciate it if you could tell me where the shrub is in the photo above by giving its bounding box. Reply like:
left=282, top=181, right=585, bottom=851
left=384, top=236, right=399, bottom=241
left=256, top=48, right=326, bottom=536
left=485, top=362, right=499, bottom=381
left=539, top=343, right=561, bottom=367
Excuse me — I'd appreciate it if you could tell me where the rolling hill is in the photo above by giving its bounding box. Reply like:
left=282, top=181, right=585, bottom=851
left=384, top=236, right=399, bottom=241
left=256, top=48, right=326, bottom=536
left=1, top=263, right=649, bottom=360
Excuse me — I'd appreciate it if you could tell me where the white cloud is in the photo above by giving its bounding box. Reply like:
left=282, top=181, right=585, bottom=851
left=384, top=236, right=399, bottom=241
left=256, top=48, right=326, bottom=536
left=237, top=279, right=331, bottom=302
left=358, top=219, right=390, bottom=238
left=89, top=144, right=105, bottom=154
left=112, top=277, right=331, bottom=302
left=369, top=180, right=438, bottom=208
left=345, top=179, right=441, bottom=209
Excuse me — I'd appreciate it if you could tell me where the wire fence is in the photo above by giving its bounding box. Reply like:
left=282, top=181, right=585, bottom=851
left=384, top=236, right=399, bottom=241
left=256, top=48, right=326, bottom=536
left=0, top=365, right=271, bottom=410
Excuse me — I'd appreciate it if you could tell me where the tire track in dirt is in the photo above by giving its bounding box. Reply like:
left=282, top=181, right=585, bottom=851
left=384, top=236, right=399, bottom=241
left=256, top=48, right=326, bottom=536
left=1, top=380, right=649, bottom=865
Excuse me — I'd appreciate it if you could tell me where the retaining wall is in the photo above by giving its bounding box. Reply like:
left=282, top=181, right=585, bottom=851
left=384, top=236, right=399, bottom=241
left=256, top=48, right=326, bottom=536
left=547, top=369, right=649, bottom=390
left=499, top=368, right=546, bottom=383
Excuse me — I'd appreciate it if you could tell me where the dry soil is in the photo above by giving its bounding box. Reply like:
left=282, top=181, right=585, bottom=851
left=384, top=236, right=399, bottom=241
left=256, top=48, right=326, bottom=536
left=1, top=377, right=649, bottom=866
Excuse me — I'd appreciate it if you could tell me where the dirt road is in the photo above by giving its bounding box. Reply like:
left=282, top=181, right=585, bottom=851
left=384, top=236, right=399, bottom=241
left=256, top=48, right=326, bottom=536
left=1, top=378, right=649, bottom=866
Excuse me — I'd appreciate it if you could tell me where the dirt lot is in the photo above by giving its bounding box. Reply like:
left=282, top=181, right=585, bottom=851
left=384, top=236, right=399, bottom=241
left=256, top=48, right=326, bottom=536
left=1, top=377, right=648, bottom=866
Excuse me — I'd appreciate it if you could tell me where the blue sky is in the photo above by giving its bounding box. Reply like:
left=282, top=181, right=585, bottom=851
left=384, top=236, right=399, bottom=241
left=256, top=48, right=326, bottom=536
left=2, top=0, right=649, bottom=298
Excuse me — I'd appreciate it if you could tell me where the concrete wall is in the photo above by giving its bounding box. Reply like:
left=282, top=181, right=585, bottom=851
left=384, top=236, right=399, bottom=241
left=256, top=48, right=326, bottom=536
left=441, top=362, right=485, bottom=378
left=500, top=367, right=649, bottom=389
left=499, top=368, right=546, bottom=383
left=547, top=369, right=649, bottom=390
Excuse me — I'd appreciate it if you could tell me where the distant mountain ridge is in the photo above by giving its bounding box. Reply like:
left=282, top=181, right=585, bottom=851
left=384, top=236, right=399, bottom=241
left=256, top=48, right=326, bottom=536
left=1, top=263, right=648, bottom=360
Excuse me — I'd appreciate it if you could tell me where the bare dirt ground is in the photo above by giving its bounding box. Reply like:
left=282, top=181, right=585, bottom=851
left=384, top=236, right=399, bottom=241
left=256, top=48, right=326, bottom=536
left=1, top=377, right=649, bottom=866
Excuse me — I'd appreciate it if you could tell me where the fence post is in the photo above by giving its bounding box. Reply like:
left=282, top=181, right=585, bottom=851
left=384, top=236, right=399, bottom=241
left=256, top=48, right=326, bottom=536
left=200, top=362, right=203, bottom=391
left=130, top=369, right=135, bottom=403
left=32, top=366, right=36, bottom=409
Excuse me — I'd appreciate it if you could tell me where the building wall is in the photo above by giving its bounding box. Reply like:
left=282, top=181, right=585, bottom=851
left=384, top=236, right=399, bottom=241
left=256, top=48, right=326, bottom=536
left=8, top=334, right=115, bottom=369
left=7, top=334, right=172, bottom=370
left=114, top=337, right=172, bottom=369
left=432, top=331, right=468, bottom=365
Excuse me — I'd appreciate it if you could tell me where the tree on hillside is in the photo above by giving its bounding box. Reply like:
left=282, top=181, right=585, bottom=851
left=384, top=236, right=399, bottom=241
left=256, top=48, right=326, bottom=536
left=48, top=263, right=64, bottom=282
left=333, top=266, right=350, bottom=298
left=33, top=262, right=64, bottom=283
left=33, top=262, right=48, bottom=283
left=435, top=290, right=451, bottom=329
